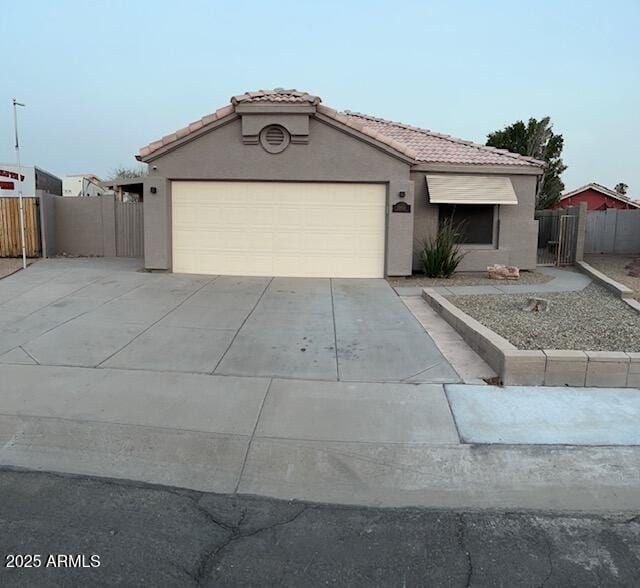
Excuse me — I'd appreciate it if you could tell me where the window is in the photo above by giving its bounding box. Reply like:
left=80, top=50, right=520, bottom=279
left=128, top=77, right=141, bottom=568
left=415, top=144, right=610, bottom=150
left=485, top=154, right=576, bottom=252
left=438, top=204, right=495, bottom=245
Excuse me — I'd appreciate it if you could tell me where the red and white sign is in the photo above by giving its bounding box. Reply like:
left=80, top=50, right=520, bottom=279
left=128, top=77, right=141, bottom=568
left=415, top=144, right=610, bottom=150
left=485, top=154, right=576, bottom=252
left=0, top=165, right=36, bottom=196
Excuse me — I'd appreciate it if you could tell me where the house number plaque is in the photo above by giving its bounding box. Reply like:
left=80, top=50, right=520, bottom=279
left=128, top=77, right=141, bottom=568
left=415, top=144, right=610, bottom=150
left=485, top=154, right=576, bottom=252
left=392, top=201, right=411, bottom=213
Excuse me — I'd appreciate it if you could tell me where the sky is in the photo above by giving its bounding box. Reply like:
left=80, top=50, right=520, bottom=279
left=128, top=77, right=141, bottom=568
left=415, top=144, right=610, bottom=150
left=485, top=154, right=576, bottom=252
left=2, top=0, right=639, bottom=195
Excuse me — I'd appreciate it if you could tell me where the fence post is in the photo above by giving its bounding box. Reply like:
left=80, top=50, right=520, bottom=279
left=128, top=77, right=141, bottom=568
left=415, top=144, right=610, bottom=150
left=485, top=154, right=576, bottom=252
left=574, top=202, right=587, bottom=261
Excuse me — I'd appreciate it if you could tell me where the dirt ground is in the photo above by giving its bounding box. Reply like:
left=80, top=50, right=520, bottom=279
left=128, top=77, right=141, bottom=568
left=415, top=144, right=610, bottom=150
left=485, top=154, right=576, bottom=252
left=387, top=269, right=552, bottom=288
left=0, top=259, right=25, bottom=279
left=585, top=254, right=640, bottom=301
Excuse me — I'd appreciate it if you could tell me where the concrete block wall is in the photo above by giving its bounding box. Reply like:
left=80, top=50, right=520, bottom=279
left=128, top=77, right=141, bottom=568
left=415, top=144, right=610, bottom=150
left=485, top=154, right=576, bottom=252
left=37, top=191, right=57, bottom=257
left=38, top=193, right=126, bottom=258
left=423, top=288, right=640, bottom=388
left=544, top=350, right=588, bottom=386
left=577, top=261, right=639, bottom=314
left=53, top=195, right=116, bottom=256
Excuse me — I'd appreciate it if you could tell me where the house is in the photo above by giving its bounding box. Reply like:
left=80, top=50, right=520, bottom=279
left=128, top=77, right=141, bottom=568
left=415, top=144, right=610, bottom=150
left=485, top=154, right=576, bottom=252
left=62, top=174, right=106, bottom=197
left=558, top=183, right=639, bottom=211
left=136, top=89, right=545, bottom=278
left=0, top=164, right=62, bottom=197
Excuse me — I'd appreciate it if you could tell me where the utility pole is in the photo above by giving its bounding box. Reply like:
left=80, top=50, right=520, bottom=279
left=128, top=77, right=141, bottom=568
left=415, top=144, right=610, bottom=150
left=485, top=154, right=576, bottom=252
left=13, top=99, right=27, bottom=269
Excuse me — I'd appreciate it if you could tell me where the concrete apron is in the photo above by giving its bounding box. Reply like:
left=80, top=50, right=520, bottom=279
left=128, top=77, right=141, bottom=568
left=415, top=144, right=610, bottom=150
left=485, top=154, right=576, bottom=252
left=1, top=364, right=639, bottom=513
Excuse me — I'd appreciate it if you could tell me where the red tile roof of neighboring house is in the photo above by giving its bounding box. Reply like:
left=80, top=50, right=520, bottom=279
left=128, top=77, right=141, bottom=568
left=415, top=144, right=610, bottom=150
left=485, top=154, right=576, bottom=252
left=138, top=89, right=546, bottom=168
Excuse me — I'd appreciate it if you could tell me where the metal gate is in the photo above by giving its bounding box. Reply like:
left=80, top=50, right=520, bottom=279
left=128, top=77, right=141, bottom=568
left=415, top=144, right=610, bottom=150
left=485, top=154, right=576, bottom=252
left=115, top=201, right=144, bottom=257
left=536, top=213, right=577, bottom=266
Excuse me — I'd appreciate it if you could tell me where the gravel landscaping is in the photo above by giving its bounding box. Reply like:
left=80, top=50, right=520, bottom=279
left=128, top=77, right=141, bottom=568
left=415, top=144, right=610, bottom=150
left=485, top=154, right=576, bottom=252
left=448, top=283, right=640, bottom=352
left=387, top=270, right=552, bottom=288
left=585, top=254, right=640, bottom=301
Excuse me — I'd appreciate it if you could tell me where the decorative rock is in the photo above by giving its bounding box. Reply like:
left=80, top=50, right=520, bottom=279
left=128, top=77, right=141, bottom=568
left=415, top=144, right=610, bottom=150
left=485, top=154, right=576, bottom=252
left=487, top=264, right=520, bottom=280
left=625, top=258, right=640, bottom=278
left=522, top=297, right=550, bottom=312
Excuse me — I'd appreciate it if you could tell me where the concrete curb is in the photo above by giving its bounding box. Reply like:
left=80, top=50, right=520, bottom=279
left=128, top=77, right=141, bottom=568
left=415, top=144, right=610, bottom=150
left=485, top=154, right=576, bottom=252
left=422, top=287, right=639, bottom=388
left=577, top=261, right=640, bottom=313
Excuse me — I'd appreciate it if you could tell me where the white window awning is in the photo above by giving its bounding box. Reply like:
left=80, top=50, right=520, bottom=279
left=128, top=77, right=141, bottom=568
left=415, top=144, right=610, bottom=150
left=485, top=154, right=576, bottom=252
left=426, top=174, right=518, bottom=205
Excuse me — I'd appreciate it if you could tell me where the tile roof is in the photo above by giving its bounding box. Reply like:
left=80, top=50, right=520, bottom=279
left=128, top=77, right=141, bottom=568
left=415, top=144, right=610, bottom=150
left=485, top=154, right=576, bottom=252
left=334, top=111, right=545, bottom=167
left=231, top=89, right=321, bottom=105
left=138, top=89, right=545, bottom=168
left=138, top=104, right=235, bottom=159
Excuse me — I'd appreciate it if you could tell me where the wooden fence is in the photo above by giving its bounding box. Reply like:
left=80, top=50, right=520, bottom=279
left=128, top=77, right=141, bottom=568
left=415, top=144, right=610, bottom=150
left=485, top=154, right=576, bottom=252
left=0, top=197, right=41, bottom=257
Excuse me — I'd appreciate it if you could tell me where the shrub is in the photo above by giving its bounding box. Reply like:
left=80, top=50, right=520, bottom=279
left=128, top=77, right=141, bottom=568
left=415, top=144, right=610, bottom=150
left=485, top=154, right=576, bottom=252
left=419, top=219, right=466, bottom=278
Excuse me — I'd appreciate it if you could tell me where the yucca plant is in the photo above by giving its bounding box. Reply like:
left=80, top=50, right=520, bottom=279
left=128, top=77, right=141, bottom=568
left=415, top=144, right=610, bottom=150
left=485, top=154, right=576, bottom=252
left=420, top=219, right=466, bottom=278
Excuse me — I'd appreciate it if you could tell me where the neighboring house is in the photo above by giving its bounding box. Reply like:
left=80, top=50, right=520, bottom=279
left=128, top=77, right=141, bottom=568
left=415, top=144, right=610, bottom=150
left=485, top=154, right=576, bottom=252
left=62, top=174, right=106, bottom=197
left=136, top=89, right=545, bottom=278
left=0, top=164, right=62, bottom=197
left=558, top=183, right=639, bottom=211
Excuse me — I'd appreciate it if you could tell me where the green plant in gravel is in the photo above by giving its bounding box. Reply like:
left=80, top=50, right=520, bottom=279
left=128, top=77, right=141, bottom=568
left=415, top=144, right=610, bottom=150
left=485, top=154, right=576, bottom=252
left=420, top=219, right=467, bottom=278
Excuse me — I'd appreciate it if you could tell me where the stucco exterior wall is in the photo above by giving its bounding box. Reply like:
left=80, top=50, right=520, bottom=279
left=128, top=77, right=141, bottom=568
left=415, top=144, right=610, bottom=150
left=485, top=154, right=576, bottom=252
left=143, top=178, right=171, bottom=270
left=411, top=171, right=539, bottom=271
left=146, top=117, right=414, bottom=274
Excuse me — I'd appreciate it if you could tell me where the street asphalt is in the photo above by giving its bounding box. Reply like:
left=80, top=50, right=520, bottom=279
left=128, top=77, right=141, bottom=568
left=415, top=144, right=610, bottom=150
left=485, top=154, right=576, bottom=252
left=0, top=468, right=638, bottom=588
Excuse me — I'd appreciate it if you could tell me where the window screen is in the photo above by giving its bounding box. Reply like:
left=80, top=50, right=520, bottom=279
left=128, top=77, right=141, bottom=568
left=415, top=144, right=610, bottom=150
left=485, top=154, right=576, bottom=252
left=438, top=204, right=495, bottom=244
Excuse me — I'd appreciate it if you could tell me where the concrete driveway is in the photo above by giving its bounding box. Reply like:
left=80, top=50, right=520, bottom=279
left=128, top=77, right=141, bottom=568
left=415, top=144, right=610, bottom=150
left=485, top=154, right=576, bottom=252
left=1, top=259, right=640, bottom=512
left=0, top=258, right=458, bottom=383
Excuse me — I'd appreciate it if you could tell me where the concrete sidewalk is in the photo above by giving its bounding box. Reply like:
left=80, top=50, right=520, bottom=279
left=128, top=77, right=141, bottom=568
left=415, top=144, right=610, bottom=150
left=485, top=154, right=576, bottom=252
left=447, top=384, right=640, bottom=445
left=394, top=266, right=592, bottom=297
left=1, top=364, right=639, bottom=512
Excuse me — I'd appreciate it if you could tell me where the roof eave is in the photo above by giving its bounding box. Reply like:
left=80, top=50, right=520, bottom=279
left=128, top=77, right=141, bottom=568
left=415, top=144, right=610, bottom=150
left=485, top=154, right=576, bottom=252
left=137, top=111, right=239, bottom=163
left=411, top=161, right=545, bottom=175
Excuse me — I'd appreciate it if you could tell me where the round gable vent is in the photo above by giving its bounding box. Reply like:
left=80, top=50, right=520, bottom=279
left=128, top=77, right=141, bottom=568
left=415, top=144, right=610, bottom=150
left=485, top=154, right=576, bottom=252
left=259, top=124, right=290, bottom=154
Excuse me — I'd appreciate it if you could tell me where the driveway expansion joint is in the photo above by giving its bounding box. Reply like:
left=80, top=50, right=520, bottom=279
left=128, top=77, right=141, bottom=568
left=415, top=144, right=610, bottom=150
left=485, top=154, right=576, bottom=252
left=95, top=275, right=217, bottom=368
left=329, top=278, right=340, bottom=381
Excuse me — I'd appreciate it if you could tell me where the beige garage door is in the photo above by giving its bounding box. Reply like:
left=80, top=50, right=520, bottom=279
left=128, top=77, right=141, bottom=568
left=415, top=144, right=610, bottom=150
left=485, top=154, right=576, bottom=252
left=171, top=181, right=386, bottom=278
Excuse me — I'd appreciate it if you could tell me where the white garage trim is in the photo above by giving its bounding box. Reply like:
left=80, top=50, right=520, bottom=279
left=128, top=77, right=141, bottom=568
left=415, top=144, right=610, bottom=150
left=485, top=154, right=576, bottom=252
left=171, top=181, right=386, bottom=278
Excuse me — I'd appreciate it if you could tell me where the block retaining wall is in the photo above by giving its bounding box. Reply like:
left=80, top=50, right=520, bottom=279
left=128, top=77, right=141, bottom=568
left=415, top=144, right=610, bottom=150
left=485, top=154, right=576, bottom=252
left=422, top=288, right=640, bottom=388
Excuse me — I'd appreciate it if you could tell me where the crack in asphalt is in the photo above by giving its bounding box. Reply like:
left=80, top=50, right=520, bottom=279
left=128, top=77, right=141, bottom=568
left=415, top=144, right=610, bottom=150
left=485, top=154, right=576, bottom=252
left=456, top=513, right=473, bottom=588
left=189, top=499, right=310, bottom=586
left=539, top=536, right=555, bottom=588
